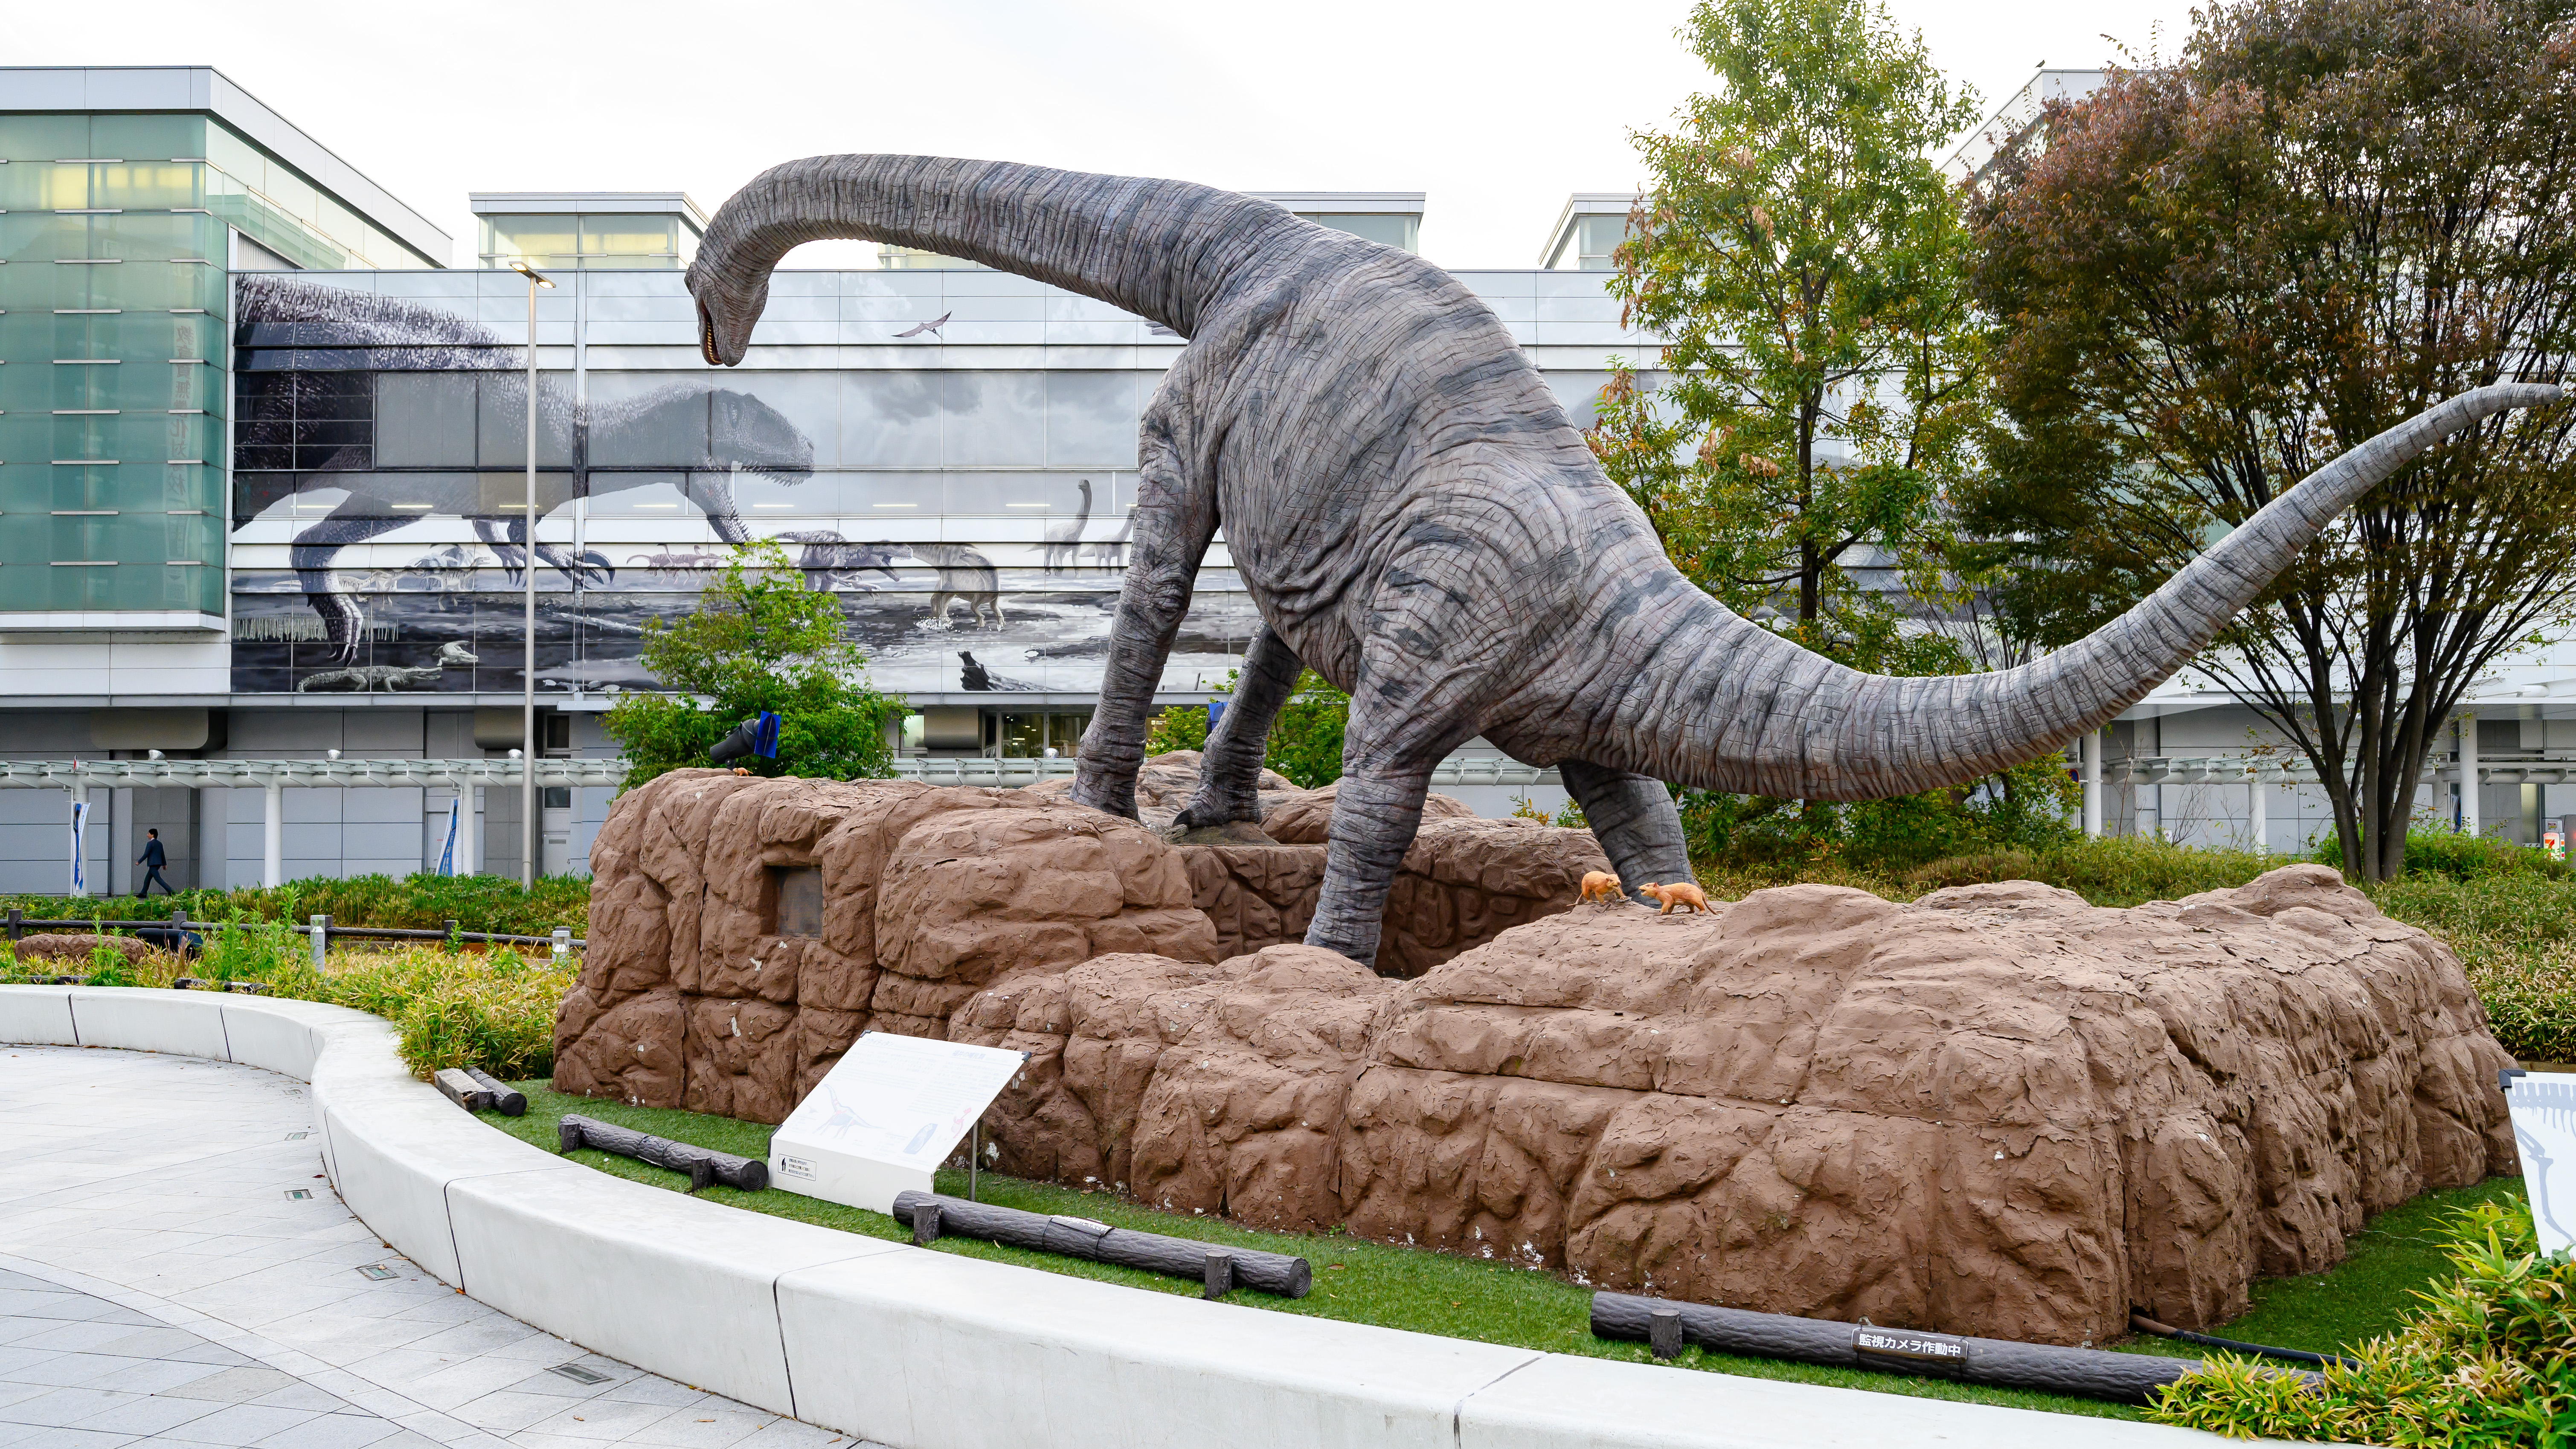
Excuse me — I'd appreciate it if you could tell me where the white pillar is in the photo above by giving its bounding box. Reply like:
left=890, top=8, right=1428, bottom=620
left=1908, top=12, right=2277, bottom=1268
left=2248, top=766, right=2268, bottom=854
left=459, top=786, right=479, bottom=876
left=196, top=785, right=226, bottom=891
left=263, top=779, right=284, bottom=888
left=2460, top=712, right=2481, bottom=838
left=2081, top=731, right=2102, bottom=838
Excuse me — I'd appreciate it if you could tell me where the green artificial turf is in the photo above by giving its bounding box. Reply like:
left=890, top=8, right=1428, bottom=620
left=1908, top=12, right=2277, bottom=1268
left=488, top=1081, right=2527, bottom=1424
left=2114, top=1173, right=2531, bottom=1364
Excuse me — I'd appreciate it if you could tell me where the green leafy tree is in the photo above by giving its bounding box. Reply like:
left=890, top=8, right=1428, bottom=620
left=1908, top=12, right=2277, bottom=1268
left=602, top=540, right=902, bottom=789
left=1141, top=704, right=1210, bottom=756
left=1141, top=670, right=1352, bottom=789
left=1593, top=0, right=1986, bottom=668
left=1261, top=670, right=1350, bottom=789
left=1966, top=0, right=2576, bottom=879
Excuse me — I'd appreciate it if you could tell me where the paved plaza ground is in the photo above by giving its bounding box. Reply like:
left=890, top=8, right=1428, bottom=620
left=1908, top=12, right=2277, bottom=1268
left=0, top=1046, right=881, bottom=1449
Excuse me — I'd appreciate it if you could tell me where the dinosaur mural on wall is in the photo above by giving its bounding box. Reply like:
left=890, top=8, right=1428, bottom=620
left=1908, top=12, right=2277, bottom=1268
left=234, top=277, right=814, bottom=663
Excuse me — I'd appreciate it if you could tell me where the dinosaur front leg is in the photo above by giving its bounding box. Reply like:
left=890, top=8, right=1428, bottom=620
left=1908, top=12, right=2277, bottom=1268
left=1174, top=622, right=1301, bottom=830
left=1072, top=426, right=1214, bottom=820
left=1557, top=760, right=1691, bottom=906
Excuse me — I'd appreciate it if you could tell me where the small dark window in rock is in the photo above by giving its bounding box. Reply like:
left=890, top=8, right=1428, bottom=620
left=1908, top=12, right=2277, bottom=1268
left=773, top=865, right=822, bottom=938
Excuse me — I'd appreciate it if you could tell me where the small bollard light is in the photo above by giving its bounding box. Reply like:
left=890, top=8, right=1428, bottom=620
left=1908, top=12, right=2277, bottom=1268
left=913, top=1202, right=942, bottom=1248
left=310, top=915, right=329, bottom=970
left=552, top=926, right=571, bottom=962
left=1203, top=1248, right=1234, bottom=1300
left=1649, top=1306, right=1683, bottom=1360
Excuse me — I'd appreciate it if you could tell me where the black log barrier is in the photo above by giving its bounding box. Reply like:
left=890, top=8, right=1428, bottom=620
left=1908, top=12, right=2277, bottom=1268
left=1589, top=1292, right=2323, bottom=1405
left=2127, top=1313, right=2359, bottom=1371
left=464, top=1067, right=528, bottom=1117
left=558, top=1114, right=768, bottom=1192
left=892, top=1191, right=1312, bottom=1299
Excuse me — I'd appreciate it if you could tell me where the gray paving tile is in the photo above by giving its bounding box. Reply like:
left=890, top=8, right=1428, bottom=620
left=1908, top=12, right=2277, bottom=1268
left=82, top=1329, right=204, bottom=1361
left=444, top=1392, right=565, bottom=1435
left=621, top=1408, right=773, bottom=1449
left=0, top=1348, right=64, bottom=1380
left=0, top=1327, right=136, bottom=1357
left=157, top=1403, right=323, bottom=1447
left=0, top=1388, right=139, bottom=1429
left=63, top=1393, right=225, bottom=1436
left=519, top=1399, right=677, bottom=1443
left=0, top=1359, right=151, bottom=1392
left=0, top=1427, right=139, bottom=1449
left=247, top=1414, right=400, bottom=1449
left=77, top=1362, right=230, bottom=1397
left=160, top=1370, right=301, bottom=1406
left=245, top=1385, right=346, bottom=1414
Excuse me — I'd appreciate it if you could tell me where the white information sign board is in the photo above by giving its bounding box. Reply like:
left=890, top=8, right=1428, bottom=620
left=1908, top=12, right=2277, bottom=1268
left=2505, top=1070, right=2576, bottom=1255
left=768, top=1031, right=1027, bottom=1215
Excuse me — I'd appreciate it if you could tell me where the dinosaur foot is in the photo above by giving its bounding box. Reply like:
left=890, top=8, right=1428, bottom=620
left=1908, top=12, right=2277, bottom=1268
left=1160, top=819, right=1285, bottom=847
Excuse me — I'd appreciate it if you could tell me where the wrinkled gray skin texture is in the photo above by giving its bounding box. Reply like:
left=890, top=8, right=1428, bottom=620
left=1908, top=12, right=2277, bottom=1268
left=688, top=154, right=2561, bottom=967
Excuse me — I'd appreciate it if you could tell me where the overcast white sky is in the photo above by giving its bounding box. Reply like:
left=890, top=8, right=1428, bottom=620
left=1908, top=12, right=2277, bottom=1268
left=13, top=0, right=2198, bottom=269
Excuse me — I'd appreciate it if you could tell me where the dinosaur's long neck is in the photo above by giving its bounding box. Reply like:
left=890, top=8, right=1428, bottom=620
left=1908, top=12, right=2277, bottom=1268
left=1603, top=383, right=2558, bottom=800
left=690, top=155, right=1296, bottom=338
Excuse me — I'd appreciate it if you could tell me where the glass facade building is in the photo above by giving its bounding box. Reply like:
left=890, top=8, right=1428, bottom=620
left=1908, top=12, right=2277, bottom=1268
left=0, top=76, right=439, bottom=629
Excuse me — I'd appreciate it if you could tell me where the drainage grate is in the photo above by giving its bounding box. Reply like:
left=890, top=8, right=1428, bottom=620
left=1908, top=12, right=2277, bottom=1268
left=356, top=1265, right=397, bottom=1281
left=549, top=1364, right=612, bottom=1385
left=285, top=1189, right=312, bottom=1200
left=285, top=1132, right=310, bottom=1141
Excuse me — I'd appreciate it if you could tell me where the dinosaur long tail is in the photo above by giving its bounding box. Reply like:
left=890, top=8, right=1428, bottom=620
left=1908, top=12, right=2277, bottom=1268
left=1620, top=382, right=2561, bottom=800
left=688, top=156, right=1297, bottom=365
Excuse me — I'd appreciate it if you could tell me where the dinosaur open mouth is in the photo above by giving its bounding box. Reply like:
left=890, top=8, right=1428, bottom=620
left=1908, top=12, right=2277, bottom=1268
left=697, top=297, right=723, bottom=366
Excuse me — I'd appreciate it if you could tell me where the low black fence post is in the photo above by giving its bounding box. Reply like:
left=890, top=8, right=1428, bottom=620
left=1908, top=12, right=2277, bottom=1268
left=7, top=907, right=21, bottom=942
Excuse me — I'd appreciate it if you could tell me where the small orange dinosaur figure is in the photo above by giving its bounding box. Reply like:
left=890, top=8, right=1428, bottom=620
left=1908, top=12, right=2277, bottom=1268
left=1579, top=870, right=1625, bottom=905
left=1639, top=881, right=1710, bottom=915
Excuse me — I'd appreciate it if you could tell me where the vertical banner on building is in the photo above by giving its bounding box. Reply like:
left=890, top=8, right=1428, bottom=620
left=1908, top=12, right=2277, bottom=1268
left=437, top=797, right=460, bottom=877
left=68, top=798, right=87, bottom=897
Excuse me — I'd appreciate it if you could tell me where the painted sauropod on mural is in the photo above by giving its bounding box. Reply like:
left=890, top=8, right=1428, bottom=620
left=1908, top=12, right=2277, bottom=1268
left=686, top=154, right=2562, bottom=967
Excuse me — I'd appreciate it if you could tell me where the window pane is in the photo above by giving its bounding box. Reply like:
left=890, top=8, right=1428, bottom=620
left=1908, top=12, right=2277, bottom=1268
left=1296, top=213, right=1419, bottom=252
left=90, top=115, right=204, bottom=162
left=0, top=115, right=90, bottom=163
left=580, top=215, right=678, bottom=256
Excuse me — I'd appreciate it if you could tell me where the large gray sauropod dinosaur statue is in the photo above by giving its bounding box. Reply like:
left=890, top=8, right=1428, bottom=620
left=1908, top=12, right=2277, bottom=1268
left=686, top=154, right=2561, bottom=967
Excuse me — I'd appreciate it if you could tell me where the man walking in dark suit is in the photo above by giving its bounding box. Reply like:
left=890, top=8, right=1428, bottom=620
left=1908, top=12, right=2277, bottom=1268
left=136, top=828, right=173, bottom=898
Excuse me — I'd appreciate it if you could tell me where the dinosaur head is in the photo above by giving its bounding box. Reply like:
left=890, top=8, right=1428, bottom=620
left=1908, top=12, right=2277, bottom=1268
left=690, top=265, right=767, bottom=368
left=709, top=389, right=816, bottom=483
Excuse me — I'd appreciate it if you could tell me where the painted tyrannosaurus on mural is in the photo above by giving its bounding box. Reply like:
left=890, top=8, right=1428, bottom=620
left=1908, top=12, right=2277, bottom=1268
left=236, top=276, right=814, bottom=663
left=687, top=155, right=2560, bottom=967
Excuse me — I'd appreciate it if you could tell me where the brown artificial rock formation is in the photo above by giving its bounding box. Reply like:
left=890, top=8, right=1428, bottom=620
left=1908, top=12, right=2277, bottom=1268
left=560, top=769, right=2513, bottom=1343
left=950, top=864, right=2515, bottom=1346
left=556, top=766, right=1601, bottom=1118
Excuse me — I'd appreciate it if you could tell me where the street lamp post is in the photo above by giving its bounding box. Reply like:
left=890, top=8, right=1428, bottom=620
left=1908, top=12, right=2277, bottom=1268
left=509, top=261, right=554, bottom=889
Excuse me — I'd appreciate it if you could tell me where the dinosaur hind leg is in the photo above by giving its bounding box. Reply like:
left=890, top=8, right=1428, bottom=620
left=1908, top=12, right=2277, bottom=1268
left=1558, top=760, right=1691, bottom=906
left=1302, top=572, right=1487, bottom=968
left=290, top=505, right=412, bottom=664
left=1175, top=622, right=1300, bottom=831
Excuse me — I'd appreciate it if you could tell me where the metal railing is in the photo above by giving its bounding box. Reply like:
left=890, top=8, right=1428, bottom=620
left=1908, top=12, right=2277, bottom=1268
left=0, top=758, right=624, bottom=790
left=2112, top=754, right=2576, bottom=787
left=3, top=907, right=581, bottom=958
left=886, top=755, right=1562, bottom=788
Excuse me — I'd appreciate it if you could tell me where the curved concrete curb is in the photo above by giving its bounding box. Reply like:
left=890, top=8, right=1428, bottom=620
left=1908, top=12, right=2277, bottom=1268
left=2, top=985, right=2245, bottom=1449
